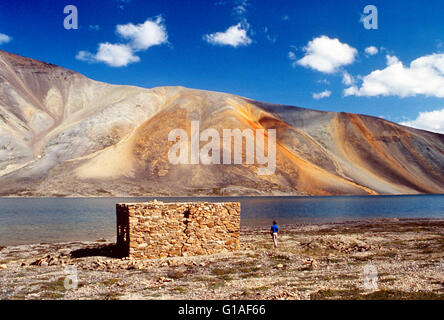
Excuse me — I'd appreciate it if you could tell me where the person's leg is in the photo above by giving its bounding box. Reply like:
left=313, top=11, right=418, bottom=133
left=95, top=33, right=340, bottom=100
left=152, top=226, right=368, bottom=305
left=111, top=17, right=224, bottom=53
left=273, top=233, right=278, bottom=248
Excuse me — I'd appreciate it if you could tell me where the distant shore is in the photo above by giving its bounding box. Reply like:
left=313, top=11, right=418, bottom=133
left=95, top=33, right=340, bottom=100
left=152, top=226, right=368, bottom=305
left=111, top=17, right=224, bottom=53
left=1, top=218, right=443, bottom=300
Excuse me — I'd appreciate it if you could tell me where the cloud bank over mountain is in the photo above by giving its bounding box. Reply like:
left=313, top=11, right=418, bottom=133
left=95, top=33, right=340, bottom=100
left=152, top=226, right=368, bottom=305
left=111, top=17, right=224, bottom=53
left=345, top=54, right=444, bottom=98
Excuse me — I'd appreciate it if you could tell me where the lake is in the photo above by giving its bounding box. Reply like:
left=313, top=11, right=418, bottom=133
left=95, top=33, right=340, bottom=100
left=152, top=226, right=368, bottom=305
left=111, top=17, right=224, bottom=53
left=0, top=195, right=443, bottom=245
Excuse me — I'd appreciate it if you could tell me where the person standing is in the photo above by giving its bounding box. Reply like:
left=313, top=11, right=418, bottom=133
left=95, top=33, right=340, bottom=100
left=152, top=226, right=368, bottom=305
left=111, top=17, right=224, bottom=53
left=270, top=220, right=279, bottom=248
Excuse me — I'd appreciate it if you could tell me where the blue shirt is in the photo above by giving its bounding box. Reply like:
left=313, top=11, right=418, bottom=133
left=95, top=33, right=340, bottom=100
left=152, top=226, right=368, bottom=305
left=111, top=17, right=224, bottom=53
left=271, top=224, right=279, bottom=233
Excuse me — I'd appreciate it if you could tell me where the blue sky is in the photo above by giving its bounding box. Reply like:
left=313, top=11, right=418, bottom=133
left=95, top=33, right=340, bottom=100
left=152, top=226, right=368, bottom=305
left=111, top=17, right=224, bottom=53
left=1, top=0, right=444, bottom=133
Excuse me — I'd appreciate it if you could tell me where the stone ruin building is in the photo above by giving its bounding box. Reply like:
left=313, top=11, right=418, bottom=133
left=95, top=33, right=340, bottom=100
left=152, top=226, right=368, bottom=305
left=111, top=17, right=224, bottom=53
left=116, top=201, right=240, bottom=259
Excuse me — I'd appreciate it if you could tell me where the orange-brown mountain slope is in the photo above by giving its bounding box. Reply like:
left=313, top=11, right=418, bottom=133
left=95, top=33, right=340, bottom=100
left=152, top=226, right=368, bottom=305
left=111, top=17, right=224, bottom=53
left=0, top=50, right=443, bottom=197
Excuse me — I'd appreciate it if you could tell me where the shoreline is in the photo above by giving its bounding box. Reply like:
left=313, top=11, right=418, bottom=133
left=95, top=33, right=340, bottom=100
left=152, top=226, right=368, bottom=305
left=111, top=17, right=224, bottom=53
left=1, top=193, right=444, bottom=199
left=2, top=196, right=443, bottom=246
left=1, top=218, right=443, bottom=300
left=1, top=217, right=443, bottom=247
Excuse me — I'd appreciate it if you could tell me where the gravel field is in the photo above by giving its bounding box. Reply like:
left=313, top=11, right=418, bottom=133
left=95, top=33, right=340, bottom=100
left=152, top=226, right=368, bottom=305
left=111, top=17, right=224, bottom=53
left=0, top=218, right=443, bottom=300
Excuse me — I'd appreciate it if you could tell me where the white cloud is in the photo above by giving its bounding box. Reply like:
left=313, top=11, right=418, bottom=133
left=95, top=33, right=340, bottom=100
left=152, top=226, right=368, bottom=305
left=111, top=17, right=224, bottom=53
left=293, top=36, right=358, bottom=74
left=342, top=71, right=355, bottom=85
left=77, top=43, right=140, bottom=67
left=365, top=46, right=379, bottom=56
left=312, top=90, right=331, bottom=100
left=345, top=53, right=444, bottom=97
left=264, top=27, right=277, bottom=43
left=0, top=33, right=12, bottom=45
left=233, top=0, right=249, bottom=18
left=206, top=1, right=251, bottom=47
left=400, top=108, right=444, bottom=134
left=116, top=16, right=168, bottom=51
left=117, top=0, right=132, bottom=9
left=204, top=22, right=252, bottom=47
left=386, top=55, right=399, bottom=66
left=317, top=79, right=330, bottom=85
left=76, top=17, right=167, bottom=67
left=75, top=51, right=95, bottom=63
left=95, top=43, right=139, bottom=67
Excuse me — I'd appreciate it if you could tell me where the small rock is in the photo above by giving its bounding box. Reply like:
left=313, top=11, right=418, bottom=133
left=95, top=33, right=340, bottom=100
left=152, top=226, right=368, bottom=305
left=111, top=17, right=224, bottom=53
left=0, top=264, right=7, bottom=270
left=157, top=276, right=173, bottom=283
left=167, top=259, right=180, bottom=267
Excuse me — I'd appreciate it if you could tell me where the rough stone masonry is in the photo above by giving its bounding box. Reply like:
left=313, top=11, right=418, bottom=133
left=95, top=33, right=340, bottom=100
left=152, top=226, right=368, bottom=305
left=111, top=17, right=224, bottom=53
left=116, top=201, right=240, bottom=259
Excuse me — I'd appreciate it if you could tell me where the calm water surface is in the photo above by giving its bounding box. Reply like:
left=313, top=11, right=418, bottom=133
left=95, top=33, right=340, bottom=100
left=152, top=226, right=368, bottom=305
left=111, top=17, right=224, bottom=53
left=0, top=195, right=443, bottom=245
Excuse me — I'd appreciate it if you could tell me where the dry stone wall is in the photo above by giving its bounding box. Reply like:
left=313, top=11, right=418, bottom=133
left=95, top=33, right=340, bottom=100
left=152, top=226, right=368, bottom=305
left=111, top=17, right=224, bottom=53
left=116, top=201, right=240, bottom=259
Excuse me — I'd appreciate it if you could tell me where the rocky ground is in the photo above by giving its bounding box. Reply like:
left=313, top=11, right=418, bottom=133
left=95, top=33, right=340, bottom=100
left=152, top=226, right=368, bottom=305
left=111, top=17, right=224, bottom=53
left=0, top=218, right=443, bottom=300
